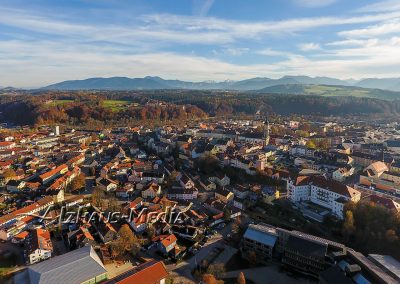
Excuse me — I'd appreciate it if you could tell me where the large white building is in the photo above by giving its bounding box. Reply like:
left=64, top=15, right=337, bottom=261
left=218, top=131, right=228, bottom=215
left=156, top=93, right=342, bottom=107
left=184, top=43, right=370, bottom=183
left=287, top=176, right=361, bottom=219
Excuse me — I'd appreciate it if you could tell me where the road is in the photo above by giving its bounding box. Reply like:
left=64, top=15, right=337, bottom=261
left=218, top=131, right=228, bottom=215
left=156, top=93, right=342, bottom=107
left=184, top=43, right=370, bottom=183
left=166, top=220, right=236, bottom=282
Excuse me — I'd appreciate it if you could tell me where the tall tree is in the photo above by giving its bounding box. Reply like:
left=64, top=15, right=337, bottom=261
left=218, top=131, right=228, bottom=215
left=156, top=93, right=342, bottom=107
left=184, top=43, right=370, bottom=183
left=92, top=186, right=105, bottom=208
left=237, top=272, right=246, bottom=284
left=69, top=173, right=85, bottom=192
left=343, top=210, right=355, bottom=241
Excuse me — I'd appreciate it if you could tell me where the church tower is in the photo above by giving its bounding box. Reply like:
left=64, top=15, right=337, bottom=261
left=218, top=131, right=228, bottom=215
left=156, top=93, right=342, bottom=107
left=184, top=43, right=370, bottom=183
left=263, top=116, right=270, bottom=147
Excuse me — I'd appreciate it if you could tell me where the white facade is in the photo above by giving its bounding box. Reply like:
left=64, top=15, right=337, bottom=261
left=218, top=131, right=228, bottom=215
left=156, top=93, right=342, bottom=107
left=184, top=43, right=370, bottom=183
left=287, top=178, right=361, bottom=219
left=29, top=248, right=52, bottom=264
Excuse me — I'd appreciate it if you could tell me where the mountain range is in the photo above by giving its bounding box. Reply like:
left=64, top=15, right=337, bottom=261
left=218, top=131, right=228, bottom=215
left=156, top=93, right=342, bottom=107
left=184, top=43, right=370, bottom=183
left=41, top=75, right=400, bottom=92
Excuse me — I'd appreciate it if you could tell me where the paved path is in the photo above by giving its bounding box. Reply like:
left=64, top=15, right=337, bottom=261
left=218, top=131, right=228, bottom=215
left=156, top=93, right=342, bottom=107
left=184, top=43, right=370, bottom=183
left=167, top=233, right=223, bottom=282
left=222, top=265, right=313, bottom=284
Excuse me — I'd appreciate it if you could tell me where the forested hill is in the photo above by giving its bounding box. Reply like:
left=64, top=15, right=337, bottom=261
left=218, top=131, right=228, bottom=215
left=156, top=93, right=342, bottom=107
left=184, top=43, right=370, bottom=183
left=0, top=91, right=399, bottom=126
left=256, top=84, right=400, bottom=100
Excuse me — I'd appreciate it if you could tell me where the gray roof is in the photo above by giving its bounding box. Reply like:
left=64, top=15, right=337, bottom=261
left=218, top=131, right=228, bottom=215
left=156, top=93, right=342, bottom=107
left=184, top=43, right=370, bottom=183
left=368, top=254, right=400, bottom=281
left=244, top=224, right=277, bottom=247
left=14, top=246, right=106, bottom=284
left=285, top=235, right=327, bottom=259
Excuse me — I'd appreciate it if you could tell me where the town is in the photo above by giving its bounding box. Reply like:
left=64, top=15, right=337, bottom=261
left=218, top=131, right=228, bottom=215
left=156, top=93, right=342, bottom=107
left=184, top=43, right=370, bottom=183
left=0, top=112, right=399, bottom=284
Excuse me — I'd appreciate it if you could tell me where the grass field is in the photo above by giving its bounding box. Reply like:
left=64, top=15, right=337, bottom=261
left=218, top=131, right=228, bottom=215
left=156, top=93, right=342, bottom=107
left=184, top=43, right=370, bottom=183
left=102, top=100, right=131, bottom=111
left=47, top=99, right=75, bottom=106
left=303, top=85, right=370, bottom=97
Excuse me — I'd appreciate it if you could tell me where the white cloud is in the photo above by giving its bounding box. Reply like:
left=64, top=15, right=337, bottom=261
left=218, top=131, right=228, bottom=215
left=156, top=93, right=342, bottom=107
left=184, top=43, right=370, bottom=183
left=338, top=19, right=400, bottom=38
left=356, top=0, right=400, bottom=13
left=298, top=42, right=321, bottom=51
left=3, top=36, right=400, bottom=88
left=199, top=0, right=214, bottom=16
left=293, top=0, right=337, bottom=8
left=1, top=4, right=400, bottom=87
left=224, top=47, right=249, bottom=56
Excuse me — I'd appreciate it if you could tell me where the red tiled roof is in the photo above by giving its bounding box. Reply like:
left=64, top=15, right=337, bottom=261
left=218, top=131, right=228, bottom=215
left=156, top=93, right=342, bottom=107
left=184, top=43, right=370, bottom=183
left=109, top=260, right=168, bottom=284
left=160, top=234, right=177, bottom=248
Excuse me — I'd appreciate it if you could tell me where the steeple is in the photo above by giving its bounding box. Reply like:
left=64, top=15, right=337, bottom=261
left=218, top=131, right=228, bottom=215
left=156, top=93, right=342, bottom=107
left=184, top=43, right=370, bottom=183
left=263, top=115, right=270, bottom=147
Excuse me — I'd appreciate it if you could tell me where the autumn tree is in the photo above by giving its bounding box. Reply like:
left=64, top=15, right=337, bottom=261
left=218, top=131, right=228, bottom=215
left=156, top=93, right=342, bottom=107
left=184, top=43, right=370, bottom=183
left=108, top=196, right=120, bottom=212
left=305, top=139, right=316, bottom=149
left=92, top=186, right=105, bottom=208
left=232, top=217, right=242, bottom=234
left=112, top=225, right=141, bottom=258
left=207, top=263, right=225, bottom=279
left=247, top=251, right=258, bottom=266
left=343, top=210, right=355, bottom=241
left=2, top=168, right=16, bottom=180
left=237, top=272, right=246, bottom=284
left=69, top=173, right=85, bottom=192
left=202, top=274, right=224, bottom=284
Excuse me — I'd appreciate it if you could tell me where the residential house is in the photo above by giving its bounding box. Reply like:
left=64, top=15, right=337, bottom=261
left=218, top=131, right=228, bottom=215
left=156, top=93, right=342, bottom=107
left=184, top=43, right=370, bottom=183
left=25, top=228, right=53, bottom=264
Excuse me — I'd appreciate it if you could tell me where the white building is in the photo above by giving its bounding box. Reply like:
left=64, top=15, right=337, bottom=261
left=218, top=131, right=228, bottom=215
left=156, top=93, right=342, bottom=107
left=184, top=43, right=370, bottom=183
left=287, top=176, right=361, bottom=219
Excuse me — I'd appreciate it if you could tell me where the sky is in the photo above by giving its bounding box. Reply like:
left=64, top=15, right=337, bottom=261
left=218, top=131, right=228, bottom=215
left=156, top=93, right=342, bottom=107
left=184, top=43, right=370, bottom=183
left=1, top=0, right=400, bottom=87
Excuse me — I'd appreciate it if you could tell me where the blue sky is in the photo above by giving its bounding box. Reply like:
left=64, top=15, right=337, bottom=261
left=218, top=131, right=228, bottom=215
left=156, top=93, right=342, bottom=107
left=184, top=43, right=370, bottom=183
left=1, top=0, right=400, bottom=87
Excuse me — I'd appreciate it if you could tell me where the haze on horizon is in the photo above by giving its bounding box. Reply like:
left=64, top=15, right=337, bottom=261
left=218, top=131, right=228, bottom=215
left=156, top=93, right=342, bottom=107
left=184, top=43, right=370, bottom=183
left=1, top=0, right=400, bottom=88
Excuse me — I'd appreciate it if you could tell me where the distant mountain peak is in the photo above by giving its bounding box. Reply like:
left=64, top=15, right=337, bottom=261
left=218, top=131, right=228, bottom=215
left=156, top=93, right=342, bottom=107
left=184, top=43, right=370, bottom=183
left=40, top=75, right=400, bottom=92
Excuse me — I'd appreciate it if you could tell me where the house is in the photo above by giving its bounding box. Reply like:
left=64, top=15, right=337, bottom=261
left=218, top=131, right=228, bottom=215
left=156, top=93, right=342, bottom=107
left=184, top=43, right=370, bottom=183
left=104, top=260, right=168, bottom=284
left=366, top=195, right=400, bottom=212
left=141, top=181, right=162, bottom=199
left=214, top=187, right=234, bottom=203
left=178, top=173, right=195, bottom=189
left=0, top=141, right=16, bottom=150
left=167, top=187, right=198, bottom=200
left=97, top=178, right=118, bottom=192
left=209, top=174, right=230, bottom=187
left=39, top=164, right=68, bottom=184
left=96, top=222, right=118, bottom=244
left=158, top=234, right=177, bottom=254
left=332, top=166, right=354, bottom=182
left=116, top=183, right=134, bottom=198
left=6, top=180, right=26, bottom=193
left=199, top=177, right=216, bottom=191
left=12, top=230, right=29, bottom=244
left=14, top=246, right=108, bottom=284
left=25, top=228, right=53, bottom=264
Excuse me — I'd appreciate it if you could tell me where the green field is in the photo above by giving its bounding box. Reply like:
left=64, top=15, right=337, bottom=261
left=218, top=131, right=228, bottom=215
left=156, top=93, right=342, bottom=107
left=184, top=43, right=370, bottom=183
left=48, top=99, right=75, bottom=106
left=303, top=85, right=370, bottom=97
left=102, top=100, right=131, bottom=111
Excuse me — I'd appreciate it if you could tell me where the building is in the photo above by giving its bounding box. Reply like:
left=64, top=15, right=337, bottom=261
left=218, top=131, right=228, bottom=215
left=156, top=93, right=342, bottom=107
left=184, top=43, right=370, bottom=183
left=240, top=223, right=397, bottom=283
left=214, top=187, right=234, bottom=203
left=105, top=260, right=168, bottom=284
left=26, top=228, right=53, bottom=264
left=287, top=175, right=361, bottom=219
left=241, top=224, right=278, bottom=263
left=282, top=234, right=327, bottom=276
left=158, top=234, right=177, bottom=254
left=141, top=181, right=162, bottom=198
left=14, top=246, right=107, bottom=284
left=166, top=187, right=198, bottom=200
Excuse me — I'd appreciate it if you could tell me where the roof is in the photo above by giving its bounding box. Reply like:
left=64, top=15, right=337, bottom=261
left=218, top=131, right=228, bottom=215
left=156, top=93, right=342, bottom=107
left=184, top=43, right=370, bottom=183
left=105, top=260, right=168, bottom=284
left=294, top=175, right=360, bottom=198
left=160, top=234, right=177, bottom=248
left=368, top=254, right=400, bottom=281
left=14, top=246, right=106, bottom=284
left=285, top=235, right=327, bottom=259
left=26, top=228, right=52, bottom=255
left=368, top=195, right=400, bottom=212
left=39, top=164, right=68, bottom=181
left=244, top=224, right=277, bottom=247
